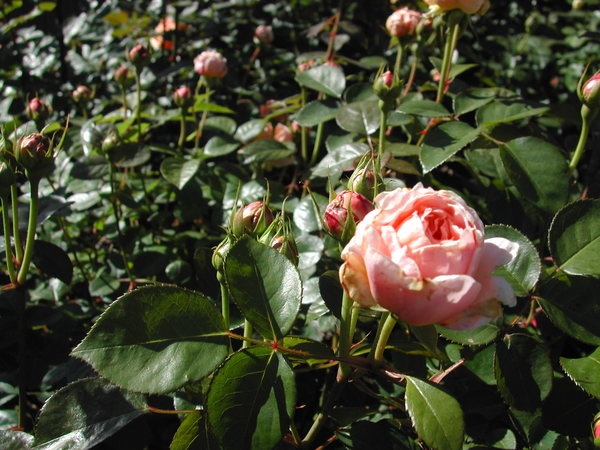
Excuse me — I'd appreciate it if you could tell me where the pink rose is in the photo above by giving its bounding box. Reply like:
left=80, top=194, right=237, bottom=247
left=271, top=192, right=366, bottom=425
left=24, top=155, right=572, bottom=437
left=385, top=7, right=422, bottom=37
left=424, top=0, right=489, bottom=15
left=194, top=50, right=228, bottom=79
left=339, top=183, right=516, bottom=330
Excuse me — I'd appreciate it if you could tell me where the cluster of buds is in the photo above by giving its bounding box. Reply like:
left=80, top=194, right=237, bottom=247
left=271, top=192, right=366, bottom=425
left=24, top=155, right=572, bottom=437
left=254, top=25, right=274, bottom=46
left=212, top=201, right=299, bottom=273
left=324, top=190, right=374, bottom=244
left=386, top=7, right=422, bottom=38
left=194, top=50, right=228, bottom=79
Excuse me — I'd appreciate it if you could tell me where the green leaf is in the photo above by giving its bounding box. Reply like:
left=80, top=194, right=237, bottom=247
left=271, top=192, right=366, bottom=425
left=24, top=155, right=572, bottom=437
left=234, top=119, right=266, bottom=143
left=453, top=87, right=497, bottom=116
left=537, top=275, right=600, bottom=345
left=405, top=376, right=464, bottom=450
left=71, top=285, right=229, bottom=394
left=560, top=346, right=600, bottom=399
left=548, top=199, right=600, bottom=276
left=295, top=64, right=346, bottom=98
left=436, top=322, right=499, bottom=346
left=33, top=377, right=147, bottom=449
left=485, top=225, right=541, bottom=296
left=224, top=237, right=302, bottom=340
left=476, top=100, right=548, bottom=128
left=32, top=240, right=73, bottom=284
left=296, top=99, right=339, bottom=127
left=420, top=121, right=480, bottom=173
left=206, top=347, right=296, bottom=450
left=170, top=411, right=216, bottom=450
left=310, top=142, right=367, bottom=180
left=238, top=139, right=295, bottom=165
left=494, top=334, right=553, bottom=412
left=0, top=430, right=33, bottom=450
left=499, top=137, right=569, bottom=213
left=292, top=193, right=328, bottom=233
left=160, top=158, right=200, bottom=190
left=398, top=99, right=451, bottom=117
left=204, top=135, right=239, bottom=157
left=335, top=100, right=380, bottom=135
left=280, top=335, right=334, bottom=365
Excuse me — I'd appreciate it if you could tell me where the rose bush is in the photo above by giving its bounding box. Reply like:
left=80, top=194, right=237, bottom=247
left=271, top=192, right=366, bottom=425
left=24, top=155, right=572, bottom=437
left=339, top=183, right=516, bottom=329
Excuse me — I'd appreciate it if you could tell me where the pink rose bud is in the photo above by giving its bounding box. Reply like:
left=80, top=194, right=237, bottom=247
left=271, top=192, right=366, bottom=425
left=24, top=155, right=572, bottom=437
left=72, top=85, right=93, bottom=103
left=114, top=65, right=131, bottom=87
left=232, top=201, right=274, bottom=237
left=581, top=70, right=600, bottom=110
left=128, top=44, right=151, bottom=69
left=194, top=50, right=228, bottom=79
left=339, top=183, right=517, bottom=330
left=385, top=7, right=422, bottom=37
left=173, top=85, right=193, bottom=108
left=26, top=98, right=51, bottom=123
left=324, top=190, right=374, bottom=241
left=16, top=133, right=54, bottom=178
left=254, top=25, right=274, bottom=45
left=424, top=0, right=488, bottom=14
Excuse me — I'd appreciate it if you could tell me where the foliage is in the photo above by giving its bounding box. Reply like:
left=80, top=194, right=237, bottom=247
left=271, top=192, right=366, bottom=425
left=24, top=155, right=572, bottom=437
left=1, top=0, right=600, bottom=449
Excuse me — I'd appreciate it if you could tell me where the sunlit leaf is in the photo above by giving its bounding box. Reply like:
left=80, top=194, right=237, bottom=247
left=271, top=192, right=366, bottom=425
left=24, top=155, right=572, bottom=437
left=560, top=346, right=600, bottom=399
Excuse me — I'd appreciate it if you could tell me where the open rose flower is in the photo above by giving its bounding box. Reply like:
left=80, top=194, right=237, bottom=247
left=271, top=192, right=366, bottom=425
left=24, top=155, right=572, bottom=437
left=339, top=183, right=516, bottom=330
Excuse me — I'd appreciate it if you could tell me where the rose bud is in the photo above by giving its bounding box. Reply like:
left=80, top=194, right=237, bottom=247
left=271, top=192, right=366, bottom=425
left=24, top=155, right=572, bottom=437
left=581, top=70, right=600, bottom=110
left=373, top=69, right=401, bottom=112
left=385, top=7, right=422, bottom=38
left=593, top=412, right=600, bottom=447
left=194, top=50, right=228, bottom=79
left=324, top=190, right=374, bottom=242
left=232, top=201, right=274, bottom=237
left=339, top=183, right=517, bottom=330
left=72, top=85, right=93, bottom=103
left=173, top=85, right=193, bottom=108
left=0, top=160, right=16, bottom=197
left=128, top=44, right=151, bottom=69
left=26, top=97, right=51, bottom=123
left=114, top=65, right=133, bottom=87
left=254, top=25, right=274, bottom=45
left=348, top=168, right=381, bottom=200
left=424, top=0, right=488, bottom=14
left=16, top=133, right=54, bottom=179
left=270, top=235, right=299, bottom=266
left=212, top=237, right=231, bottom=273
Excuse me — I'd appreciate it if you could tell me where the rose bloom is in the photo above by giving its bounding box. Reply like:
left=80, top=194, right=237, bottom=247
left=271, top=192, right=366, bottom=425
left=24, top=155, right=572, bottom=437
left=424, top=0, right=489, bottom=14
left=194, top=50, right=228, bottom=78
left=339, top=183, right=516, bottom=330
left=150, top=18, right=188, bottom=51
left=385, top=7, right=422, bottom=37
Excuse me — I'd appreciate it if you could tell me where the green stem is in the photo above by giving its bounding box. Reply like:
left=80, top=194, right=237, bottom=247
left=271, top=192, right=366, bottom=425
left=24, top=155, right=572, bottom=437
left=177, top=106, right=188, bottom=152
left=1, top=196, right=17, bottom=284
left=134, top=68, right=143, bottom=137
left=11, top=185, right=22, bottom=262
left=243, top=319, right=253, bottom=349
left=194, top=88, right=212, bottom=152
left=16, top=287, right=27, bottom=430
left=108, top=164, right=135, bottom=285
left=371, top=313, right=397, bottom=364
left=219, top=273, right=230, bottom=331
left=16, top=177, right=39, bottom=286
left=375, top=109, right=388, bottom=198
left=336, top=291, right=354, bottom=381
left=309, top=97, right=326, bottom=166
left=436, top=16, right=463, bottom=103
left=569, top=104, right=597, bottom=172
left=300, top=87, right=309, bottom=163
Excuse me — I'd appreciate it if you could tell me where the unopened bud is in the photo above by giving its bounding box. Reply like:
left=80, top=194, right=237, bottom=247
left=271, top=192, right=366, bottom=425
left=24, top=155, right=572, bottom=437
left=16, top=133, right=54, bottom=179
left=254, top=25, right=274, bottom=45
left=232, top=201, right=274, bottom=237
left=173, top=85, right=193, bottom=108
left=72, top=85, right=93, bottom=103
left=581, top=70, right=600, bottom=110
left=270, top=235, right=299, bottom=266
left=373, top=70, right=400, bottom=111
left=593, top=412, right=600, bottom=448
left=26, top=98, right=51, bottom=123
left=114, top=65, right=133, bottom=87
left=324, top=190, right=374, bottom=242
left=212, top=237, right=231, bottom=273
left=128, top=44, right=151, bottom=69
left=0, top=160, right=16, bottom=197
left=348, top=168, right=381, bottom=200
